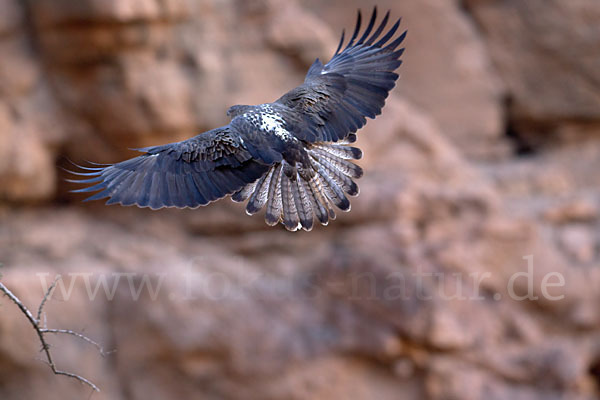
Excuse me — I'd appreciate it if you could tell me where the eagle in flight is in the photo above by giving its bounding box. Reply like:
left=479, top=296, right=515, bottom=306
left=69, top=8, right=406, bottom=231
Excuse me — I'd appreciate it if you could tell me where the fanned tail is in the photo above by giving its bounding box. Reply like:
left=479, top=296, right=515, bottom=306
left=233, top=141, right=363, bottom=231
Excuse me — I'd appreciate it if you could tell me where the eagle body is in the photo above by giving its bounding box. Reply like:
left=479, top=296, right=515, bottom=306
left=69, top=8, right=406, bottom=231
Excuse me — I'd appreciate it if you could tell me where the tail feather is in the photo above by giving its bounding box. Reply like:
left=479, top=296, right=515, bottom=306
left=245, top=167, right=273, bottom=214
left=265, top=164, right=284, bottom=226
left=309, top=147, right=363, bottom=178
left=313, top=143, right=362, bottom=160
left=311, top=154, right=359, bottom=196
left=309, top=158, right=350, bottom=211
left=292, top=172, right=314, bottom=231
left=232, top=179, right=258, bottom=202
left=312, top=173, right=337, bottom=220
left=304, top=176, right=330, bottom=225
left=281, top=173, right=300, bottom=231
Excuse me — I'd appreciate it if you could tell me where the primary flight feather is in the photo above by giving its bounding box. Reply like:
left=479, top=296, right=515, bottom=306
left=68, top=8, right=406, bottom=231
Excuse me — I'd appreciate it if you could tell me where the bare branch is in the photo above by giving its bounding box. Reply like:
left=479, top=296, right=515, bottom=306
left=0, top=275, right=103, bottom=393
left=0, top=278, right=39, bottom=328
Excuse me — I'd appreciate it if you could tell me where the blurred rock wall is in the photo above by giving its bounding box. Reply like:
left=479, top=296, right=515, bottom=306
left=1, top=0, right=600, bottom=399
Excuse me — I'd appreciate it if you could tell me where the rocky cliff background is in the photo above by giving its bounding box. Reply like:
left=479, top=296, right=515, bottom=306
left=1, top=0, right=600, bottom=399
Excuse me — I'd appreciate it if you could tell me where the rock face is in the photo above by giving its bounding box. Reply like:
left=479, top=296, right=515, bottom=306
left=465, top=0, right=600, bottom=150
left=1, top=1, right=600, bottom=400
left=0, top=0, right=68, bottom=202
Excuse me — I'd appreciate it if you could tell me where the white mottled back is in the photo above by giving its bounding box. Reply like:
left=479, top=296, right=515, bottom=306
left=244, top=104, right=294, bottom=141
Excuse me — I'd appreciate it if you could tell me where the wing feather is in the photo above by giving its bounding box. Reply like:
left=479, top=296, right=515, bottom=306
left=276, top=7, right=405, bottom=143
left=67, top=126, right=271, bottom=209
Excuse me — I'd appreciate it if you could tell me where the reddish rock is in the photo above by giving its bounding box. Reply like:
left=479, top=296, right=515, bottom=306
left=1, top=1, right=600, bottom=400
left=465, top=0, right=600, bottom=124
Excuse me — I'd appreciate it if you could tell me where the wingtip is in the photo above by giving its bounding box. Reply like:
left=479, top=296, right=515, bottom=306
left=84, top=160, right=113, bottom=167
left=64, top=176, right=103, bottom=184
left=61, top=168, right=103, bottom=177
left=334, top=28, right=346, bottom=56
left=65, top=159, right=110, bottom=171
left=129, top=147, right=152, bottom=154
left=381, top=10, right=391, bottom=27
left=370, top=6, right=377, bottom=22
left=344, top=8, right=363, bottom=50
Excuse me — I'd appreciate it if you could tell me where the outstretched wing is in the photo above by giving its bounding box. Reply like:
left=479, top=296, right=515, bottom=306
left=67, top=127, right=271, bottom=209
left=276, top=7, right=406, bottom=143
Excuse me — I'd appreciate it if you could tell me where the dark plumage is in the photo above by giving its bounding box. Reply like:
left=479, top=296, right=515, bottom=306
left=67, top=8, right=406, bottom=231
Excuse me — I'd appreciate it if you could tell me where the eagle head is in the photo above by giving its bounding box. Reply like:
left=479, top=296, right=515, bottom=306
left=226, top=105, right=252, bottom=118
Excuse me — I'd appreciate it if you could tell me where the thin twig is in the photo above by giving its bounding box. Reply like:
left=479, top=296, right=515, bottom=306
left=0, top=275, right=102, bottom=393
left=37, top=276, right=58, bottom=322
left=40, top=329, right=114, bottom=357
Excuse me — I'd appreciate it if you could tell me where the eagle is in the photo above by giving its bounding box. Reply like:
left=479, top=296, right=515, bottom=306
left=69, top=8, right=406, bottom=231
